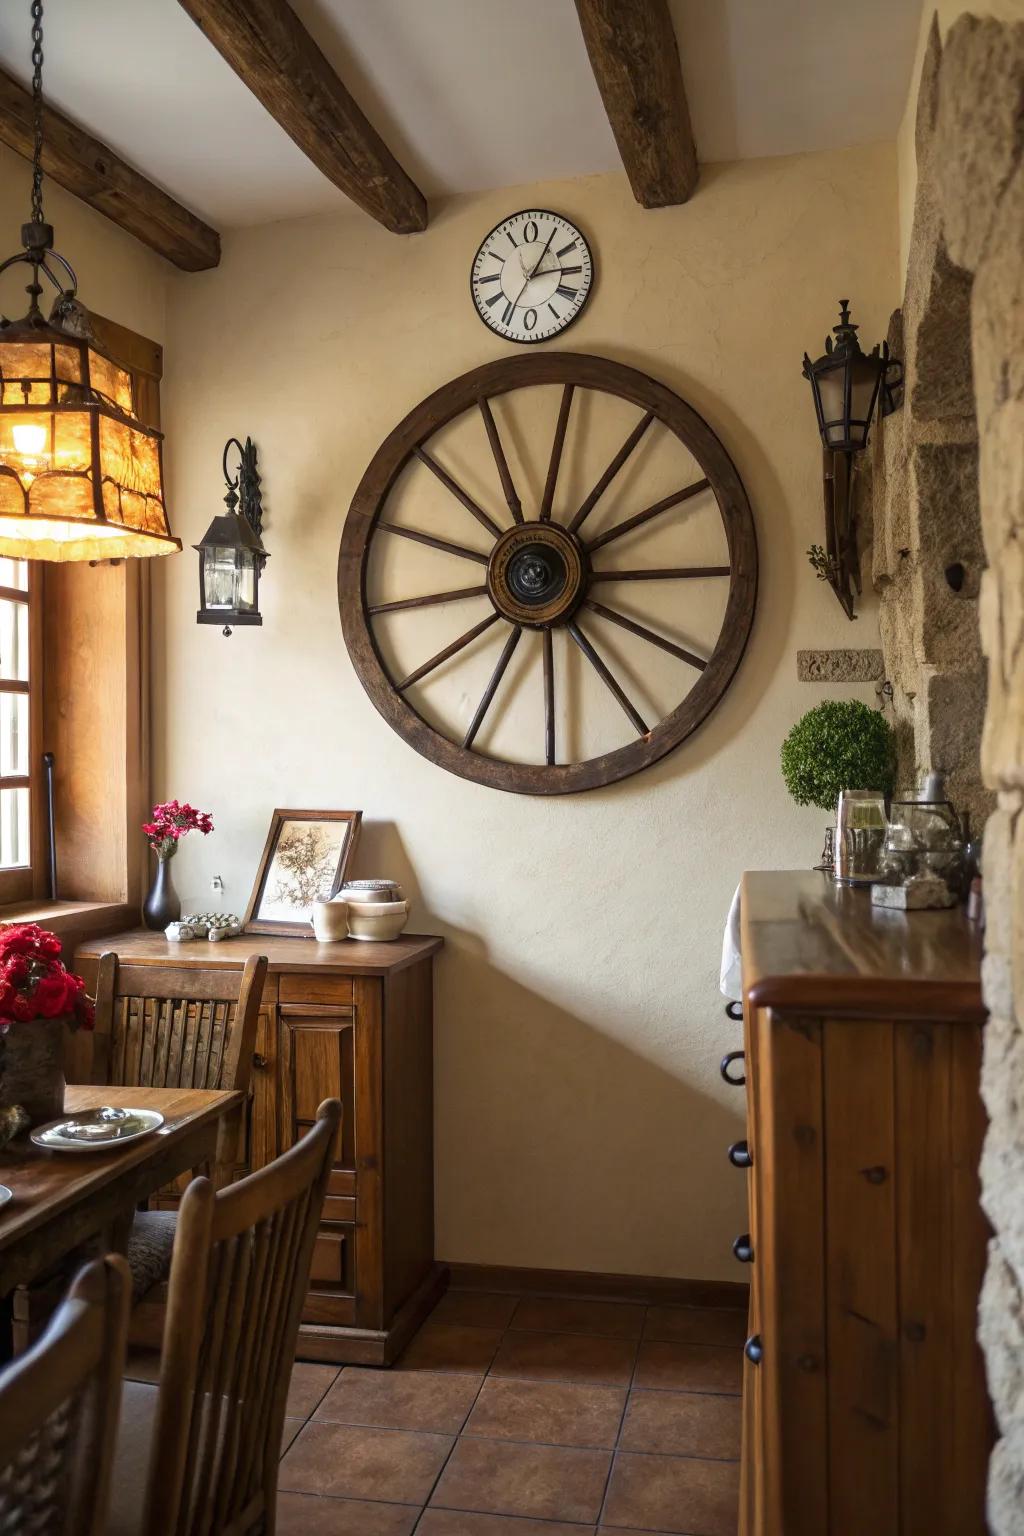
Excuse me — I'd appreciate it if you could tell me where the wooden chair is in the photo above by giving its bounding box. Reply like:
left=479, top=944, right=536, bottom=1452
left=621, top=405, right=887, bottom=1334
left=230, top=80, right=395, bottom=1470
left=12, top=952, right=269, bottom=1353
left=93, top=950, right=269, bottom=1304
left=0, top=1255, right=131, bottom=1536
left=107, top=1099, right=341, bottom=1536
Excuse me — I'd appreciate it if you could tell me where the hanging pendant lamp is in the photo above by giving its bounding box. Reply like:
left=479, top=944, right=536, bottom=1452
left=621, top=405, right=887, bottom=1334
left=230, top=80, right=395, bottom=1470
left=0, top=1, right=180, bottom=562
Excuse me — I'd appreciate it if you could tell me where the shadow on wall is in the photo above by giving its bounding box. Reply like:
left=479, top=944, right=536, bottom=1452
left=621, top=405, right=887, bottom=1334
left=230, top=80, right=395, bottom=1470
left=353, top=818, right=749, bottom=1283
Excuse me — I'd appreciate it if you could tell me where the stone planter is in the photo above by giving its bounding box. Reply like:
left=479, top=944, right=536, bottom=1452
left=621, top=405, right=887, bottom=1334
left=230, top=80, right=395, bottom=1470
left=0, top=1016, right=68, bottom=1128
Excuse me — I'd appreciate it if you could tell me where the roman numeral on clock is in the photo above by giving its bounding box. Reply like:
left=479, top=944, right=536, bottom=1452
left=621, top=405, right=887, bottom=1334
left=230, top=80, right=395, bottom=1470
left=556, top=285, right=578, bottom=300
left=502, top=301, right=516, bottom=324
left=556, top=240, right=577, bottom=257
left=477, top=273, right=501, bottom=284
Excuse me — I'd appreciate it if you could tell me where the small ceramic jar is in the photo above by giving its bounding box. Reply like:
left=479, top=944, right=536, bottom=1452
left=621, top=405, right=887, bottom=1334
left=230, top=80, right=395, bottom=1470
left=312, top=899, right=350, bottom=943
left=346, top=899, right=409, bottom=942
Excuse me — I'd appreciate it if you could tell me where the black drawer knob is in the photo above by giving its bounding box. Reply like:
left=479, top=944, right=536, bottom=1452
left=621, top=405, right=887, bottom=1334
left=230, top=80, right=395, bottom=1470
left=720, top=1050, right=746, bottom=1087
left=252, top=1052, right=269, bottom=1070
left=744, top=1334, right=763, bottom=1365
left=728, top=1139, right=753, bottom=1169
left=725, top=1000, right=744, bottom=1021
left=732, top=1232, right=754, bottom=1264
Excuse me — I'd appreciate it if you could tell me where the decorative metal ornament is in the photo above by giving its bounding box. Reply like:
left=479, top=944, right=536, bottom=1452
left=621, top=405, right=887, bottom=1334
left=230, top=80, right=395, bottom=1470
left=339, top=353, right=757, bottom=796
left=0, top=0, right=179, bottom=562
left=195, top=436, right=267, bottom=636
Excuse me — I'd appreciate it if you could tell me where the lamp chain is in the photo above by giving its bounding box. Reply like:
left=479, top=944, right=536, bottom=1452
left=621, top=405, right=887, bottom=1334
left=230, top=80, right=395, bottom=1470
left=29, top=0, right=45, bottom=226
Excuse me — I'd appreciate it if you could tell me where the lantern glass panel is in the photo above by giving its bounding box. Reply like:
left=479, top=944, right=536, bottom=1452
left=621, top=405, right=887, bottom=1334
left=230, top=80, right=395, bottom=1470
left=0, top=599, right=28, bottom=681
left=237, top=548, right=257, bottom=612
left=203, top=546, right=239, bottom=611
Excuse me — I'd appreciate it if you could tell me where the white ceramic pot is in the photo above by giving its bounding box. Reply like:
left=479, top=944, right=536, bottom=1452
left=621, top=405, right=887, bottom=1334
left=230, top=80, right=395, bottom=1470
left=346, top=899, right=409, bottom=942
left=312, top=899, right=350, bottom=943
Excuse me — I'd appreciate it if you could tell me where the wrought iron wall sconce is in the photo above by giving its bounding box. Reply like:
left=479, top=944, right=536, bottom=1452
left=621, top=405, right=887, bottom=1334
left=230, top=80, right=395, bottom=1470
left=802, top=301, right=902, bottom=619
left=195, top=436, right=268, bottom=636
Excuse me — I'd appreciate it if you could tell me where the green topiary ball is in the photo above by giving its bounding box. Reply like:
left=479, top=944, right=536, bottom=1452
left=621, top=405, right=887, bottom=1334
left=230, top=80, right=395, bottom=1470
left=781, top=699, right=895, bottom=811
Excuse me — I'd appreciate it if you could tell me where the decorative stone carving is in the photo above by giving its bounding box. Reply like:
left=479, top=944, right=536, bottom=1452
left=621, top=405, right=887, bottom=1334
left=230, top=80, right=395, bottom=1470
left=878, top=14, right=1024, bottom=1531
left=796, top=649, right=885, bottom=683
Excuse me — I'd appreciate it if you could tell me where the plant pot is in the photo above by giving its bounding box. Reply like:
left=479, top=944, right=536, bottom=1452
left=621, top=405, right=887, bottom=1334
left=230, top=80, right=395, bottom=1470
left=0, top=1016, right=67, bottom=1128
left=143, top=855, right=181, bottom=931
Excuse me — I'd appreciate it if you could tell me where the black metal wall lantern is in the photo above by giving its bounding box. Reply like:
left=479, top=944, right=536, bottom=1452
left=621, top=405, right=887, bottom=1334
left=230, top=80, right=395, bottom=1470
left=802, top=300, right=901, bottom=620
left=195, top=436, right=267, bottom=636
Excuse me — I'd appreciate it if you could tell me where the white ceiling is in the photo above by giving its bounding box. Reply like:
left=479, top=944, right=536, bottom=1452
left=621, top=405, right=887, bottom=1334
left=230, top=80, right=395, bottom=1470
left=0, top=0, right=921, bottom=231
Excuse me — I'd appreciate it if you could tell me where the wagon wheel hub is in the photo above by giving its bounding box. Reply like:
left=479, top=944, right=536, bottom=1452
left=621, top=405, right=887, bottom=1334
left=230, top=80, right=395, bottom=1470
left=487, top=521, right=586, bottom=627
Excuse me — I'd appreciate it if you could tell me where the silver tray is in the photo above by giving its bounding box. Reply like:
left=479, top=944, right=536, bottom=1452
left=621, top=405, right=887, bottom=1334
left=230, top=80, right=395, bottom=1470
left=30, top=1106, right=165, bottom=1153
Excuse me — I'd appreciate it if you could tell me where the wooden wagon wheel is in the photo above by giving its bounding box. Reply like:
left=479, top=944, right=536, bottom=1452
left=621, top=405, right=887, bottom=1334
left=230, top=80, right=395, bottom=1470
left=339, top=353, right=757, bottom=795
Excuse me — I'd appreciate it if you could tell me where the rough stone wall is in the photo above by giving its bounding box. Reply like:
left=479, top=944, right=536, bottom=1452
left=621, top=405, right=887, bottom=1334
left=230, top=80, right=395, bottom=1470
left=874, top=14, right=1024, bottom=1531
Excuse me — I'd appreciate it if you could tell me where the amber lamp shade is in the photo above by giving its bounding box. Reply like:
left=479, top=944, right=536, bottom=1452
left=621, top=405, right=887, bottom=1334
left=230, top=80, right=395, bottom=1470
left=0, top=319, right=180, bottom=561
left=802, top=300, right=889, bottom=455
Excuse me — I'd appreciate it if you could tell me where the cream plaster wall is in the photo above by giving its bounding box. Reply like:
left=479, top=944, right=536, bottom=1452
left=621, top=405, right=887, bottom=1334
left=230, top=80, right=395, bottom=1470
left=898, top=0, right=1024, bottom=278
left=156, top=145, right=899, bottom=1281
left=0, top=142, right=167, bottom=345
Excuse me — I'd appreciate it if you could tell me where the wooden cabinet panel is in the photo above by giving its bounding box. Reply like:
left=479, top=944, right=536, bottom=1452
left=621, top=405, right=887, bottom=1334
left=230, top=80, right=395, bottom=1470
left=280, top=974, right=354, bottom=1006
left=278, top=1006, right=355, bottom=1165
left=310, top=1227, right=353, bottom=1289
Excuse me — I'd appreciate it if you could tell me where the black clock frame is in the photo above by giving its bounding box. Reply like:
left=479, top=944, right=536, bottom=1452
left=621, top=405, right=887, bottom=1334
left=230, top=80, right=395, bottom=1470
left=469, top=208, right=594, bottom=346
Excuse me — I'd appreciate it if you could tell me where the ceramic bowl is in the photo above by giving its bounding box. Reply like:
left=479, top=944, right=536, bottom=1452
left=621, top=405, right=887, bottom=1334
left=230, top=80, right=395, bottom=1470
left=346, top=899, right=409, bottom=942
left=340, top=881, right=404, bottom=906
left=312, top=899, right=350, bottom=943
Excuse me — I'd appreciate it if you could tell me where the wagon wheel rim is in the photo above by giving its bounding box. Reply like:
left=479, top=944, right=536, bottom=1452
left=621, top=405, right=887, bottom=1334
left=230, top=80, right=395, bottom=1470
left=339, top=352, right=758, bottom=796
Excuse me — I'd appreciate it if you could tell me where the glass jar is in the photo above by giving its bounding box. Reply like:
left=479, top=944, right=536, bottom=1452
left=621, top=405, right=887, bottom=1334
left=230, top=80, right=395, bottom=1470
left=835, top=788, right=889, bottom=884
left=880, top=799, right=965, bottom=891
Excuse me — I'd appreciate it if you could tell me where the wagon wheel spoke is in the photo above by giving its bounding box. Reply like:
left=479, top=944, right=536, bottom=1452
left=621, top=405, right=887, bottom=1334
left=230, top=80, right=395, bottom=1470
left=413, top=446, right=503, bottom=540
left=583, top=599, right=707, bottom=671
left=567, top=621, right=649, bottom=736
left=589, top=565, right=731, bottom=582
left=540, top=384, right=574, bottom=523
left=463, top=625, right=522, bottom=749
left=377, top=521, right=490, bottom=565
left=479, top=396, right=524, bottom=523
left=397, top=613, right=500, bottom=692
left=567, top=410, right=654, bottom=535
left=586, top=479, right=710, bottom=553
left=543, top=628, right=555, bottom=765
left=368, top=585, right=489, bottom=616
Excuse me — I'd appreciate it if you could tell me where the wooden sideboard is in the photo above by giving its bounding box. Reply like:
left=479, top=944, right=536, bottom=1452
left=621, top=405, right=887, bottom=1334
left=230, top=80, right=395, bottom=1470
left=75, top=929, right=444, bottom=1365
left=732, top=870, right=992, bottom=1536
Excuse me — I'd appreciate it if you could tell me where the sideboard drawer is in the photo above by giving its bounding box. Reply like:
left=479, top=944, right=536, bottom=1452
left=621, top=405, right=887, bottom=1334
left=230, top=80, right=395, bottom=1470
left=279, top=974, right=354, bottom=1006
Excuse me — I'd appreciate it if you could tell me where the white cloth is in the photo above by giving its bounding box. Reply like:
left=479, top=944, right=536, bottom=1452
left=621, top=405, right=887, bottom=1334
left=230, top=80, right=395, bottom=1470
left=719, top=882, right=743, bottom=1002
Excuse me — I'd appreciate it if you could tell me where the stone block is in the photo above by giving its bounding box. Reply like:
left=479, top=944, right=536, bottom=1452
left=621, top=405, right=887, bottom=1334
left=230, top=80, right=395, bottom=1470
left=796, top=649, right=885, bottom=683
left=912, top=441, right=984, bottom=666
left=972, top=160, right=1024, bottom=432
left=910, top=240, right=976, bottom=421
left=921, top=665, right=993, bottom=830
left=979, top=1240, right=1024, bottom=1437
left=936, top=17, right=1024, bottom=274
left=978, top=398, right=1024, bottom=561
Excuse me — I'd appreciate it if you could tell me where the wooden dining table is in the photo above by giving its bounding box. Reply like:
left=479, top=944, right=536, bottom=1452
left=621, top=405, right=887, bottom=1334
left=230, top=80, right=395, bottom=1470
left=0, top=1084, right=241, bottom=1297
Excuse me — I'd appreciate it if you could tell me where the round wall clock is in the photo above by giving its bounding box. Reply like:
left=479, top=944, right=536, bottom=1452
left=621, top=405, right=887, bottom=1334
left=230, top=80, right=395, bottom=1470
left=470, top=210, right=593, bottom=344
left=339, top=353, right=758, bottom=796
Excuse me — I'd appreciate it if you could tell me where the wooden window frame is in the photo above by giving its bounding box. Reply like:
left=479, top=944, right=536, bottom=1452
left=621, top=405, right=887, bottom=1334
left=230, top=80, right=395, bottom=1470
left=0, top=565, right=45, bottom=903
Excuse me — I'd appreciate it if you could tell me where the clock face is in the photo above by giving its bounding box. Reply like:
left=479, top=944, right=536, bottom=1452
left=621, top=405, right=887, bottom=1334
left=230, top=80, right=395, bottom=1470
left=470, top=210, right=593, bottom=345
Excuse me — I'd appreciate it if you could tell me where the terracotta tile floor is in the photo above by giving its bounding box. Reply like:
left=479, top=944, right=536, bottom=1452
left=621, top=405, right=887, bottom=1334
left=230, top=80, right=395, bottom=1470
left=275, top=1288, right=746, bottom=1535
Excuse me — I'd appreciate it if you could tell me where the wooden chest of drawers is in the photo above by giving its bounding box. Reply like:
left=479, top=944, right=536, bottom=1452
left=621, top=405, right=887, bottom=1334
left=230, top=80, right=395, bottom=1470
left=733, top=871, right=992, bottom=1535
left=76, top=929, right=444, bottom=1365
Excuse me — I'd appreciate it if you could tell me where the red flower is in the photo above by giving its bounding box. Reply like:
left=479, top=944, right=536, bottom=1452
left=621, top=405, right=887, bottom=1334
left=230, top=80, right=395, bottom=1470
left=0, top=923, right=95, bottom=1031
left=143, top=798, right=214, bottom=858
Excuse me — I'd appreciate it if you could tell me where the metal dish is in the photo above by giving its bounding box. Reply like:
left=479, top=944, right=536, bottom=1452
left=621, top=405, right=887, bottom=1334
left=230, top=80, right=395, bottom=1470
left=0, top=1185, right=11, bottom=1209
left=30, top=1106, right=165, bottom=1153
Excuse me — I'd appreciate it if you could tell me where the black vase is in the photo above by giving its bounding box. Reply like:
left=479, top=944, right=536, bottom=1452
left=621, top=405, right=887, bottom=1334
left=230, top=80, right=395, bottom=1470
left=142, top=856, right=181, bottom=931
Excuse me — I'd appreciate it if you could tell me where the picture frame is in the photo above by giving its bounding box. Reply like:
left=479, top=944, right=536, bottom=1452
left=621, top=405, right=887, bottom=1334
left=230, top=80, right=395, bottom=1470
left=243, top=809, right=362, bottom=937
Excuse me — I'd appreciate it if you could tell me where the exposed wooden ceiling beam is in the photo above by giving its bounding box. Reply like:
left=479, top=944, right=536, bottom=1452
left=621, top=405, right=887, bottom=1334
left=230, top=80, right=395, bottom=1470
left=177, top=0, right=427, bottom=235
left=574, top=0, right=698, bottom=207
left=0, top=66, right=220, bottom=273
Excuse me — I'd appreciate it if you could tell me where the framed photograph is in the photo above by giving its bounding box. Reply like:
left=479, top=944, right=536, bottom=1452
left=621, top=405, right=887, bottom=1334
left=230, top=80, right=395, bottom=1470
left=244, top=809, right=362, bottom=936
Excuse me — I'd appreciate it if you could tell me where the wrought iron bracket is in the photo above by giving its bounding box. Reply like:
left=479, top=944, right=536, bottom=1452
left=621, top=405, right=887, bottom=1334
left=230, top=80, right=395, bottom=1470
left=223, top=436, right=266, bottom=570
